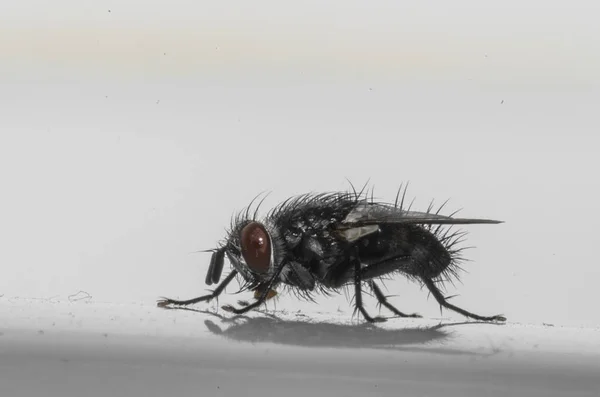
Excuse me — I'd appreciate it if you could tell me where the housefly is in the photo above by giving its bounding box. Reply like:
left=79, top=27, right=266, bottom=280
left=158, top=184, right=506, bottom=323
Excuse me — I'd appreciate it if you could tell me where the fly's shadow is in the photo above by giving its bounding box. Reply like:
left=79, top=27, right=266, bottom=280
left=167, top=307, right=500, bottom=356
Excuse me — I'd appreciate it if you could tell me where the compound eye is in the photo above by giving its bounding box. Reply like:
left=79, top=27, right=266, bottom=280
left=240, top=222, right=271, bottom=273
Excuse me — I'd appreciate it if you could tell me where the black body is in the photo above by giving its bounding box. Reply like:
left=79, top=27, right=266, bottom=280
left=158, top=186, right=506, bottom=323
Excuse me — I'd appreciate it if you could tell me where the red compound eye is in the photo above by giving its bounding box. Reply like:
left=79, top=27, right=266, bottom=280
left=240, top=222, right=271, bottom=273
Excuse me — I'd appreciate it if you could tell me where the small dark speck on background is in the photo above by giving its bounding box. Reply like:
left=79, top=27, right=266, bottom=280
left=501, top=100, right=504, bottom=104
left=38, top=330, right=44, bottom=335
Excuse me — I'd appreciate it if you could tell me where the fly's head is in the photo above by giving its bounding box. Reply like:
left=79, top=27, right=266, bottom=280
left=222, top=218, right=285, bottom=287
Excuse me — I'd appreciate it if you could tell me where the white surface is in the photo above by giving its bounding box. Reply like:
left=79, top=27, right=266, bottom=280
left=1, top=298, right=599, bottom=397
left=1, top=1, right=599, bottom=395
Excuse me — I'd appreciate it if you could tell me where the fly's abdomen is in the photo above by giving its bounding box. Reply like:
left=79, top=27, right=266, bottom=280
left=358, top=225, right=453, bottom=280
left=406, top=227, right=453, bottom=279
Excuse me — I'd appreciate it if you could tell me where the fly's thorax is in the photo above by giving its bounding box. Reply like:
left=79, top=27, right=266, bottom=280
left=225, top=218, right=285, bottom=283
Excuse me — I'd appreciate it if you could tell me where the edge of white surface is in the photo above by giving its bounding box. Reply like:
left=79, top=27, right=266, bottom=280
left=2, top=296, right=599, bottom=357
left=2, top=297, right=599, bottom=397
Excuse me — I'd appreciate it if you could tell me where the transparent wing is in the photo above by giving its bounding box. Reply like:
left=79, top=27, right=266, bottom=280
left=342, top=202, right=503, bottom=226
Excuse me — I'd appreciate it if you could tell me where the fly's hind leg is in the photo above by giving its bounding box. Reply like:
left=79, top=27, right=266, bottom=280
left=422, top=277, right=506, bottom=322
left=368, top=281, right=422, bottom=318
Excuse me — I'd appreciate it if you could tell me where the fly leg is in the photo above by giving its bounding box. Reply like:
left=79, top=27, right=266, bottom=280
left=368, top=281, right=422, bottom=318
left=222, top=293, right=268, bottom=314
left=157, top=271, right=238, bottom=307
left=360, top=256, right=422, bottom=317
left=237, top=286, right=278, bottom=307
left=360, top=254, right=413, bottom=280
left=353, top=259, right=386, bottom=323
left=222, top=267, right=283, bottom=315
left=422, top=277, right=506, bottom=322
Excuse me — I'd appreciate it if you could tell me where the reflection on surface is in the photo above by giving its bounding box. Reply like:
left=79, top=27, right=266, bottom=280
left=165, top=306, right=498, bottom=355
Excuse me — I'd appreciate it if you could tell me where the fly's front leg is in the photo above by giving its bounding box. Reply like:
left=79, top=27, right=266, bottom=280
left=237, top=285, right=278, bottom=307
left=222, top=268, right=283, bottom=315
left=422, top=277, right=506, bottom=322
left=157, top=271, right=238, bottom=307
left=222, top=293, right=267, bottom=314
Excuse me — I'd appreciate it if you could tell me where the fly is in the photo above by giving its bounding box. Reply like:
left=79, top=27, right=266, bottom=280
left=157, top=184, right=506, bottom=323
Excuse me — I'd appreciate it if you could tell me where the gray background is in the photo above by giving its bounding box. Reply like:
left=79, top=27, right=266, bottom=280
left=1, top=0, right=599, bottom=328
